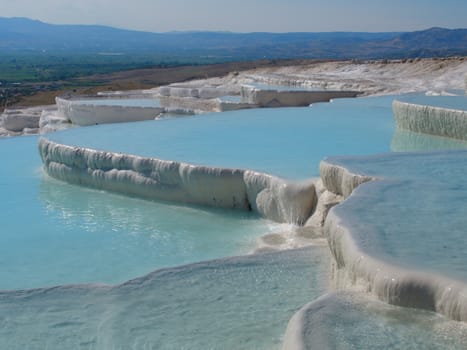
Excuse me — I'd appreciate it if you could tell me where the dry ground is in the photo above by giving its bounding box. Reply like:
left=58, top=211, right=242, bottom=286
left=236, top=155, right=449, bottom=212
left=11, top=59, right=325, bottom=109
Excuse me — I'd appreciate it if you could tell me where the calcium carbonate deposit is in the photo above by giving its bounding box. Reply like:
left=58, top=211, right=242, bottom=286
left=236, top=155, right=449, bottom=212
left=1, top=58, right=467, bottom=349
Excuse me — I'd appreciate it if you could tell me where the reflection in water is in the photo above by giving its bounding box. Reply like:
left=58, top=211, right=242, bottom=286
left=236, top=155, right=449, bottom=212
left=391, top=128, right=467, bottom=152
left=34, top=175, right=274, bottom=289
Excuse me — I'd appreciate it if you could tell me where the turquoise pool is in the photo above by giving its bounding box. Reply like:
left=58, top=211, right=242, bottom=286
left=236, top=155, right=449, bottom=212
left=0, top=247, right=330, bottom=350
left=48, top=95, right=467, bottom=180
left=397, top=94, right=467, bottom=111
left=292, top=292, right=467, bottom=350
left=328, top=150, right=467, bottom=282
left=3, top=93, right=467, bottom=348
left=4, top=94, right=467, bottom=290
left=0, top=136, right=275, bottom=290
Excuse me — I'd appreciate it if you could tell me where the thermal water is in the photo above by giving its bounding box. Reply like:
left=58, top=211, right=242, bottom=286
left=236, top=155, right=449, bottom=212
left=0, top=136, right=275, bottom=290
left=329, top=150, right=467, bottom=282
left=0, top=247, right=330, bottom=350
left=47, top=95, right=467, bottom=180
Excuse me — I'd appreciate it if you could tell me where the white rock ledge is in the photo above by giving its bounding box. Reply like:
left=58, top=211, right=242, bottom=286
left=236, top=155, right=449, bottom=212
left=56, top=97, right=165, bottom=126
left=282, top=291, right=467, bottom=350
left=393, top=100, right=467, bottom=141
left=240, top=85, right=360, bottom=107
left=320, top=159, right=467, bottom=322
left=38, top=137, right=317, bottom=225
left=319, top=160, right=373, bottom=198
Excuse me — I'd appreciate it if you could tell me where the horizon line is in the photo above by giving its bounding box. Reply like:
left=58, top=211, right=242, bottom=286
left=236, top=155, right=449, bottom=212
left=2, top=16, right=466, bottom=35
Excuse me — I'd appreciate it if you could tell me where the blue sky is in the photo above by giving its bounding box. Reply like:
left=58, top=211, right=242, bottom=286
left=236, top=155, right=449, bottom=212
left=2, top=0, right=466, bottom=32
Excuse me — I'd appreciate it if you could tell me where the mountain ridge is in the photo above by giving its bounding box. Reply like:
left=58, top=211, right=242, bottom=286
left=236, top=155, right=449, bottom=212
left=1, top=17, right=466, bottom=59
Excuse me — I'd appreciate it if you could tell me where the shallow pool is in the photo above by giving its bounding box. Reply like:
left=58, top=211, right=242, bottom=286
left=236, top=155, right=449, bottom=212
left=0, top=136, right=276, bottom=290
left=295, top=292, right=467, bottom=349
left=0, top=247, right=330, bottom=350
left=330, top=150, right=467, bottom=282
left=397, top=94, right=467, bottom=111
left=13, top=94, right=467, bottom=290
left=4, top=93, right=467, bottom=348
left=48, top=95, right=467, bottom=180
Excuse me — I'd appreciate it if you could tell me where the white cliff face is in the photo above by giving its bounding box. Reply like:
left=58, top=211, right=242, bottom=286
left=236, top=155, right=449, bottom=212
left=55, top=97, right=165, bottom=126
left=325, top=206, right=467, bottom=321
left=240, top=84, right=359, bottom=107
left=39, top=108, right=73, bottom=134
left=159, top=84, right=239, bottom=99
left=38, top=137, right=317, bottom=225
left=2, top=111, right=39, bottom=132
left=39, top=137, right=248, bottom=209
left=158, top=83, right=244, bottom=113
left=244, top=171, right=317, bottom=225
left=158, top=95, right=220, bottom=113
left=319, top=160, right=373, bottom=198
left=393, top=100, right=467, bottom=140
left=0, top=105, right=58, bottom=136
left=319, top=153, right=467, bottom=322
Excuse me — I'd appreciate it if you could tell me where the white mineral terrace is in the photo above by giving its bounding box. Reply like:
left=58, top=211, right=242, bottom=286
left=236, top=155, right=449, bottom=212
left=38, top=138, right=317, bottom=225
left=282, top=292, right=467, bottom=350
left=56, top=97, right=166, bottom=126
left=2, top=58, right=466, bottom=136
left=393, top=99, right=467, bottom=140
left=4, top=58, right=467, bottom=348
left=38, top=128, right=467, bottom=339
left=321, top=151, right=467, bottom=321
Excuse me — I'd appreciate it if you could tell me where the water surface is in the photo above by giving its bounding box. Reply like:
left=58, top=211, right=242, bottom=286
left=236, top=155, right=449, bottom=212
left=50, top=95, right=467, bottom=180
left=397, top=94, right=467, bottom=111
left=329, top=150, right=467, bottom=281
left=0, top=247, right=330, bottom=350
left=0, top=136, right=274, bottom=290
left=298, top=292, right=467, bottom=349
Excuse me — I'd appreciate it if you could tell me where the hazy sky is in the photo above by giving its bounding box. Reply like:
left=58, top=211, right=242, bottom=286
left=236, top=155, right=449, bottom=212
left=2, top=0, right=466, bottom=32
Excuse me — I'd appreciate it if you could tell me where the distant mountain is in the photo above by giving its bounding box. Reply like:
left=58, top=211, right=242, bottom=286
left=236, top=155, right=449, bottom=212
left=383, top=27, right=467, bottom=57
left=0, top=17, right=466, bottom=59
